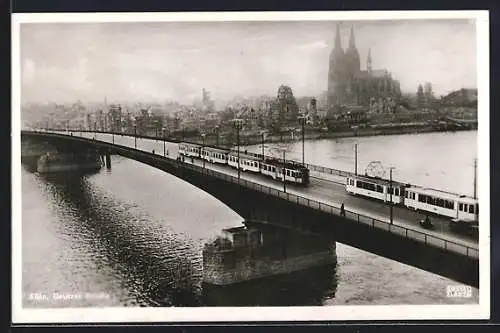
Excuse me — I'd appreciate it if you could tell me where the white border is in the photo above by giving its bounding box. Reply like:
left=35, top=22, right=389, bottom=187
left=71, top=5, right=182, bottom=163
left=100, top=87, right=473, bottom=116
left=12, top=11, right=490, bottom=323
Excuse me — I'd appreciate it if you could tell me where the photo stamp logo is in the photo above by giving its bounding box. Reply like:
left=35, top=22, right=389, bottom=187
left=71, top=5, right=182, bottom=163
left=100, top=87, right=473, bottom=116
left=446, top=285, right=472, bottom=298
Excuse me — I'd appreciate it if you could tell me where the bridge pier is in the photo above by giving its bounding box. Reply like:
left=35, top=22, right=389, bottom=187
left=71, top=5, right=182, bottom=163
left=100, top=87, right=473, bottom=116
left=105, top=152, right=111, bottom=169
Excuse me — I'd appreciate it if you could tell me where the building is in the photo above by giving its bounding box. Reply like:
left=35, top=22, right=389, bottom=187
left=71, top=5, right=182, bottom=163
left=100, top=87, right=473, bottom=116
left=266, top=85, right=300, bottom=131
left=441, top=88, right=478, bottom=107
left=107, top=104, right=123, bottom=132
left=327, top=24, right=402, bottom=111
left=202, top=88, right=215, bottom=112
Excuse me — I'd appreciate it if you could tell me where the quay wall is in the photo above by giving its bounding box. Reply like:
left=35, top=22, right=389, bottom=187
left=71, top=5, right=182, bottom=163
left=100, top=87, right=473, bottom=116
left=178, top=124, right=475, bottom=148
left=239, top=125, right=475, bottom=147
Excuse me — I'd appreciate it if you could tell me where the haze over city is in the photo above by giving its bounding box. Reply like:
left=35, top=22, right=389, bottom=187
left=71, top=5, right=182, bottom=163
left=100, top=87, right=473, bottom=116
left=20, top=19, right=477, bottom=105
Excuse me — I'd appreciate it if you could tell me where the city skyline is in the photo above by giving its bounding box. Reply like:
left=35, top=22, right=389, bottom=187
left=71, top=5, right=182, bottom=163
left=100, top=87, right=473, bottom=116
left=20, top=19, right=477, bottom=105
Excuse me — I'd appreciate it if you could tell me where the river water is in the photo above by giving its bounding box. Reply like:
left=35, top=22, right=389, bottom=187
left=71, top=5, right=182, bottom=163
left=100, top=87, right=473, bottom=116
left=246, top=130, right=478, bottom=196
left=20, top=131, right=479, bottom=307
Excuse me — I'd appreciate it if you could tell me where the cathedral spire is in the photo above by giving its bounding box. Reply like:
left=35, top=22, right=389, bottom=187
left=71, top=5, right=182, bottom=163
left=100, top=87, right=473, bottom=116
left=367, top=48, right=372, bottom=72
left=348, top=25, right=356, bottom=49
left=334, top=23, right=342, bottom=50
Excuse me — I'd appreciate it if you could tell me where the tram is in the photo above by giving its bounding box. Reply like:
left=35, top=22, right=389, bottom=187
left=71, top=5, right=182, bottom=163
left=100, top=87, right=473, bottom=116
left=345, top=174, right=479, bottom=226
left=345, top=174, right=406, bottom=205
left=178, top=143, right=310, bottom=186
left=178, top=142, right=201, bottom=158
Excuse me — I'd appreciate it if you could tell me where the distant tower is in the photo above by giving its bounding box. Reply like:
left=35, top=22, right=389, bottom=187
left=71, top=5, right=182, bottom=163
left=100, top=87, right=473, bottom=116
left=202, top=88, right=207, bottom=102
left=309, top=98, right=318, bottom=118
left=327, top=23, right=346, bottom=108
left=367, top=48, right=372, bottom=73
left=345, top=25, right=361, bottom=75
left=344, top=25, right=361, bottom=105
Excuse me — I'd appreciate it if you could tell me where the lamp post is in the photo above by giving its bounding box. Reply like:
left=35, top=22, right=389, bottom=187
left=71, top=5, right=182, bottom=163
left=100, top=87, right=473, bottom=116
left=282, top=150, right=287, bottom=193
left=134, top=124, right=137, bottom=149
left=473, top=158, right=477, bottom=200
left=389, top=167, right=396, bottom=225
left=232, top=119, right=243, bottom=180
left=474, top=158, right=478, bottom=224
left=298, top=115, right=306, bottom=166
left=261, top=132, right=265, bottom=160
left=354, top=143, right=358, bottom=176
left=163, top=127, right=166, bottom=157
left=214, top=125, right=220, bottom=147
left=201, top=133, right=206, bottom=169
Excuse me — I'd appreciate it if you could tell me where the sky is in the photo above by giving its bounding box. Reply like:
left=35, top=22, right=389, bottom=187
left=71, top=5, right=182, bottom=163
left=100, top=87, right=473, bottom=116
left=19, top=19, right=478, bottom=105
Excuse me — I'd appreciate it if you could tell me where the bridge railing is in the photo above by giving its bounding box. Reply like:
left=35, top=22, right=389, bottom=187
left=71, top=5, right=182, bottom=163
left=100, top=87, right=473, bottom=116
left=31, top=129, right=480, bottom=259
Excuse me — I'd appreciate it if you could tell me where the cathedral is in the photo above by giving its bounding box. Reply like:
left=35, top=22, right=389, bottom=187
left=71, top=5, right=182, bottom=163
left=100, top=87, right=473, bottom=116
left=327, top=24, right=402, bottom=111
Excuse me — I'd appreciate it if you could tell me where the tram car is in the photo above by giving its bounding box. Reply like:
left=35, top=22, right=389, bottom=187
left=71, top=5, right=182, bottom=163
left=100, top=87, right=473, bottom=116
left=202, top=147, right=229, bottom=164
left=345, top=174, right=407, bottom=205
left=177, top=142, right=310, bottom=186
left=178, top=142, right=201, bottom=158
left=345, top=174, right=479, bottom=225
left=261, top=158, right=310, bottom=185
left=403, top=187, right=478, bottom=223
left=228, top=151, right=261, bottom=172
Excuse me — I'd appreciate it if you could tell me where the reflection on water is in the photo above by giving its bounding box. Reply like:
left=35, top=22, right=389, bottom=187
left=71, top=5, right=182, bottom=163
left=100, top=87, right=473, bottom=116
left=203, top=264, right=338, bottom=307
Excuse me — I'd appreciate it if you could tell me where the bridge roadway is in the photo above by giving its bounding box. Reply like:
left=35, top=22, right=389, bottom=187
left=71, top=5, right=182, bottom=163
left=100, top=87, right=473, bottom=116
left=55, top=130, right=479, bottom=252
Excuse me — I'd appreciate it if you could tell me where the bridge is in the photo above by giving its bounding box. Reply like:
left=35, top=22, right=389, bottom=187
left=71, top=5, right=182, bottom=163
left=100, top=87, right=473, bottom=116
left=20, top=129, right=480, bottom=287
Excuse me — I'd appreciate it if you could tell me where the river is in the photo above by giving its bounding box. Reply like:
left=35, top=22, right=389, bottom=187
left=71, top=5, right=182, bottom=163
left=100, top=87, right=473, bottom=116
left=246, top=130, right=478, bottom=196
left=20, top=130, right=479, bottom=307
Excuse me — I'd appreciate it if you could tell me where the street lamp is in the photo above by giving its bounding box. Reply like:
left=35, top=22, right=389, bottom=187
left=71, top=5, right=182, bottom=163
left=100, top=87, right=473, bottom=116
left=282, top=149, right=287, bottom=193
left=298, top=115, right=306, bottom=166
left=261, top=132, right=265, bottom=160
left=214, top=125, right=220, bottom=147
left=232, top=119, right=243, bottom=180
left=201, top=133, right=206, bottom=169
left=473, top=158, right=477, bottom=200
left=134, top=124, right=137, bottom=149
left=388, top=166, right=396, bottom=225
left=473, top=158, right=478, bottom=224
left=354, top=143, right=358, bottom=176
left=162, top=127, right=166, bottom=157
